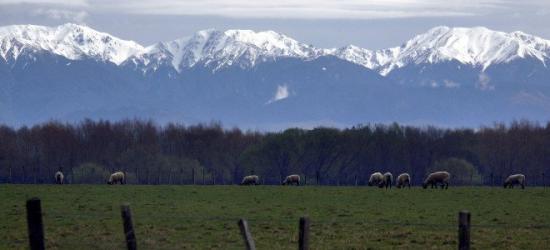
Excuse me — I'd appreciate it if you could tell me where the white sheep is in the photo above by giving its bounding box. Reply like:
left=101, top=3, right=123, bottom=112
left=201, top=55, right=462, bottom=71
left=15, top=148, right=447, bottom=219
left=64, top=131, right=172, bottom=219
left=108, top=171, right=126, bottom=185
left=240, top=175, right=260, bottom=185
left=368, top=172, right=385, bottom=188
left=282, top=174, right=301, bottom=186
left=504, top=174, right=526, bottom=189
left=54, top=171, right=64, bottom=184
left=422, top=171, right=450, bottom=189
left=396, top=173, right=411, bottom=189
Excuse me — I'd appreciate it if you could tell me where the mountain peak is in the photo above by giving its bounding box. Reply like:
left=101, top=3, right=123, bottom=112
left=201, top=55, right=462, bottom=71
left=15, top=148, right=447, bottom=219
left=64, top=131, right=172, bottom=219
left=379, top=26, right=550, bottom=72
left=0, top=23, right=144, bottom=64
left=132, top=28, right=320, bottom=72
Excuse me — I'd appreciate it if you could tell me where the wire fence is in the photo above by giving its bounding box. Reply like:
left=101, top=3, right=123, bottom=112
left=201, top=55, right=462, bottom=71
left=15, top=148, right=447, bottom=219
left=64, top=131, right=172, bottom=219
left=6, top=198, right=550, bottom=250
left=23, top=211, right=550, bottom=230
left=1, top=169, right=548, bottom=187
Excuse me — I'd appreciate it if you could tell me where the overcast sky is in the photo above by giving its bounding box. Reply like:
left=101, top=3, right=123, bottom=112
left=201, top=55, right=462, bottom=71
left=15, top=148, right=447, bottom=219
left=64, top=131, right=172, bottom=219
left=0, top=0, right=549, bottom=49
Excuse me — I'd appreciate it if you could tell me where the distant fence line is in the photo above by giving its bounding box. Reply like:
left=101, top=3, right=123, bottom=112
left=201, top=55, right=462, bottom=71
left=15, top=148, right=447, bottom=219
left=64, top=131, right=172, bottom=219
left=1, top=169, right=548, bottom=187
left=21, top=198, right=550, bottom=250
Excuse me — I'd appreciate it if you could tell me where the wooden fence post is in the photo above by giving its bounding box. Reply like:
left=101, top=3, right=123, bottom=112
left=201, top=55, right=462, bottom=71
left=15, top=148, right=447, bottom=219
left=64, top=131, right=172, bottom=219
left=121, top=203, right=137, bottom=250
left=26, top=198, right=45, bottom=250
left=299, top=217, right=310, bottom=250
left=238, top=219, right=256, bottom=250
left=458, top=210, right=471, bottom=250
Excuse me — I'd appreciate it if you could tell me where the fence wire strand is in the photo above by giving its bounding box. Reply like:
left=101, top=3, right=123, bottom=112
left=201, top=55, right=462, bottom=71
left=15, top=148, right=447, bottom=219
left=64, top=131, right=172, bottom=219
left=23, top=210, right=550, bottom=230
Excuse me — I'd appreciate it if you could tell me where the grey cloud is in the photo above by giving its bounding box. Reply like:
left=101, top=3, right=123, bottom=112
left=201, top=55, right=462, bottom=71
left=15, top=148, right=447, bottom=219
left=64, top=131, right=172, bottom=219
left=4, top=0, right=549, bottom=19
left=31, top=8, right=88, bottom=23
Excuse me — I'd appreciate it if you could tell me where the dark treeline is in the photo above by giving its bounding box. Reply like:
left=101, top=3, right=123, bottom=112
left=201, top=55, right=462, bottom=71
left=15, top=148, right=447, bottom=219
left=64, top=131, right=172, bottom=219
left=0, top=119, right=549, bottom=186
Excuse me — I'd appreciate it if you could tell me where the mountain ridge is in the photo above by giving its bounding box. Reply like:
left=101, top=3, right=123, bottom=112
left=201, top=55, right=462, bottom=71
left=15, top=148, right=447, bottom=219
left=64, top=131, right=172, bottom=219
left=1, top=23, right=550, bottom=128
left=2, top=23, right=549, bottom=75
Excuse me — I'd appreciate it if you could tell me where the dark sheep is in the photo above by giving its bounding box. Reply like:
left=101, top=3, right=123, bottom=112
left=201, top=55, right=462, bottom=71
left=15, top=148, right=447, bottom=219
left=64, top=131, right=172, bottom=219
left=240, top=175, right=260, bottom=185
left=381, top=172, right=393, bottom=189
left=54, top=171, right=64, bottom=185
left=282, top=174, right=301, bottom=186
left=503, top=174, right=525, bottom=189
left=368, top=172, right=384, bottom=188
left=396, top=173, right=411, bottom=189
left=422, top=171, right=450, bottom=189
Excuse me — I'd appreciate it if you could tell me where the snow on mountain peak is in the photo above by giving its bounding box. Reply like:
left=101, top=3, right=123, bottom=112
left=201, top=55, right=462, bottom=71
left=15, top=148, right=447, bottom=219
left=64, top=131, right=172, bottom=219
left=223, top=29, right=315, bottom=57
left=1, top=23, right=549, bottom=75
left=380, top=26, right=550, bottom=73
left=327, top=44, right=400, bottom=71
left=0, top=23, right=144, bottom=65
left=135, top=28, right=320, bottom=72
left=325, top=26, right=550, bottom=75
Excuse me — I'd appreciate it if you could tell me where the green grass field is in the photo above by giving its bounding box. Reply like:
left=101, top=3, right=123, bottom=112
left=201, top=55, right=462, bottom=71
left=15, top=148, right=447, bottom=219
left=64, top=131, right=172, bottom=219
left=1, top=185, right=549, bottom=249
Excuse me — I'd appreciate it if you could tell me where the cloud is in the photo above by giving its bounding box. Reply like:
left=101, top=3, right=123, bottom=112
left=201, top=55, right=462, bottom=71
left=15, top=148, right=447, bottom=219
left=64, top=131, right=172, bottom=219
left=0, top=0, right=87, bottom=7
left=267, top=84, right=290, bottom=104
left=31, top=8, right=88, bottom=23
left=95, top=0, right=484, bottom=19
left=535, top=9, right=549, bottom=16
left=1, top=0, right=549, bottom=20
left=443, top=79, right=460, bottom=88
left=477, top=73, right=494, bottom=90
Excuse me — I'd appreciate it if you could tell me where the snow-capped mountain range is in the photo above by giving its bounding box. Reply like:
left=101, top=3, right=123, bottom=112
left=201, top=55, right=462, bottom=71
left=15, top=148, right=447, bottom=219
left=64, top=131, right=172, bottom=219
left=2, top=23, right=549, bottom=74
left=1, top=23, right=549, bottom=129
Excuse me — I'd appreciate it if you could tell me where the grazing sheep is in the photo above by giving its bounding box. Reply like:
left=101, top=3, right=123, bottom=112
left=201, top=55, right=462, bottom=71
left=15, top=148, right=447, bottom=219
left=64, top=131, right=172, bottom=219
left=240, top=175, right=260, bottom=185
left=282, top=174, right=301, bottom=186
left=108, top=171, right=126, bottom=185
left=422, top=171, right=450, bottom=189
left=368, top=172, right=385, bottom=188
left=382, top=172, right=393, bottom=189
left=396, top=173, right=411, bottom=189
left=504, top=174, right=526, bottom=189
left=54, top=171, right=64, bottom=185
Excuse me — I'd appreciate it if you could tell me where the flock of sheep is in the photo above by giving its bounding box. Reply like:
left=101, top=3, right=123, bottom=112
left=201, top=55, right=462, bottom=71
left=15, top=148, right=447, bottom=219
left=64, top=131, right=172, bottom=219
left=239, top=171, right=527, bottom=189
left=53, top=171, right=126, bottom=185
left=52, top=170, right=527, bottom=189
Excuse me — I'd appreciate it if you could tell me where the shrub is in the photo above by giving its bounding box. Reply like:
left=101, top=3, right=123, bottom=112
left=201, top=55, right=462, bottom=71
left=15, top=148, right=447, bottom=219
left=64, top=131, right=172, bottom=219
left=70, top=163, right=111, bottom=184
left=429, top=158, right=482, bottom=185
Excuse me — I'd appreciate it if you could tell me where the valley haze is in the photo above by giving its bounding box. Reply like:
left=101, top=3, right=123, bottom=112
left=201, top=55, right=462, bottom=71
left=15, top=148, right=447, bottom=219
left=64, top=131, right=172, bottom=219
left=1, top=23, right=550, bottom=130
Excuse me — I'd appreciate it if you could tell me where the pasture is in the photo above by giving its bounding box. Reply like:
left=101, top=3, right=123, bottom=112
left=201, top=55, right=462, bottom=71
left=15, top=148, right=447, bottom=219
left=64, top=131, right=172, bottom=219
left=1, top=185, right=549, bottom=249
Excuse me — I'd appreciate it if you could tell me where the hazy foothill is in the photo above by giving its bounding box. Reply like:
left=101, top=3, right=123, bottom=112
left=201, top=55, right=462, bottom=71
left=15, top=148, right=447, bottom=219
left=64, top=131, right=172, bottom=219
left=1, top=24, right=550, bottom=129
